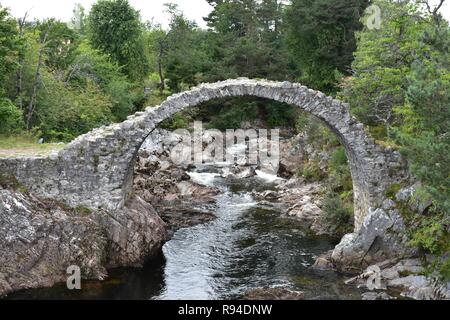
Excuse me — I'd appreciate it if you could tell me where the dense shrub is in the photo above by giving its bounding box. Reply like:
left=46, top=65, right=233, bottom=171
left=0, top=98, right=24, bottom=134
left=322, top=192, right=354, bottom=236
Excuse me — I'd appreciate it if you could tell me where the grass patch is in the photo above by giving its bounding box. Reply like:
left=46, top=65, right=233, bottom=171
left=296, top=160, right=327, bottom=183
left=74, top=206, right=93, bottom=216
left=0, top=134, right=65, bottom=158
left=384, top=183, right=402, bottom=200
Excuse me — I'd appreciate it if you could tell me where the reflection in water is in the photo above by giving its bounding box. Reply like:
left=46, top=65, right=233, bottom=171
left=6, top=171, right=363, bottom=300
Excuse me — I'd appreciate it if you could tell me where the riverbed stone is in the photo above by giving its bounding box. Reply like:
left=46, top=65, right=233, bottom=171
left=242, top=288, right=305, bottom=300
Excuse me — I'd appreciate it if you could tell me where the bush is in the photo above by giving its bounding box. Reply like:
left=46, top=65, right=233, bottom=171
left=322, top=192, right=353, bottom=236
left=329, top=147, right=347, bottom=168
left=328, top=147, right=353, bottom=192
left=297, top=160, right=326, bottom=183
left=405, top=209, right=450, bottom=281
left=263, top=101, right=297, bottom=128
left=160, top=113, right=190, bottom=131
left=0, top=98, right=24, bottom=135
left=37, top=76, right=113, bottom=142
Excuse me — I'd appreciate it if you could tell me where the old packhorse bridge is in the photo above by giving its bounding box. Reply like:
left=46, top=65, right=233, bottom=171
left=0, top=79, right=405, bottom=232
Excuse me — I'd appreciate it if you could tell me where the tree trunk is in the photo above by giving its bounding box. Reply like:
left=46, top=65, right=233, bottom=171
left=26, top=28, right=49, bottom=130
left=158, top=46, right=165, bottom=92
left=15, top=12, right=28, bottom=110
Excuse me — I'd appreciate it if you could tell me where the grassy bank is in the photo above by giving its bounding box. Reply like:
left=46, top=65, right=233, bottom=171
left=0, top=135, right=65, bottom=158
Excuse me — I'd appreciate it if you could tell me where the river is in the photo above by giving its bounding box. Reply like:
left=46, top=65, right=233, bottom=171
left=7, top=167, right=364, bottom=300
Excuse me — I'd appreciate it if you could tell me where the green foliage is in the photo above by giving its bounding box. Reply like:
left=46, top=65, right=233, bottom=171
left=37, top=19, right=79, bottom=71
left=295, top=113, right=340, bottom=149
left=340, top=0, right=449, bottom=278
left=70, top=4, right=88, bottom=34
left=207, top=100, right=260, bottom=130
left=0, top=98, right=24, bottom=134
left=0, top=6, right=19, bottom=88
left=37, top=76, right=113, bottom=142
left=159, top=113, right=191, bottom=131
left=407, top=212, right=450, bottom=281
left=285, top=0, right=368, bottom=94
left=204, top=0, right=292, bottom=82
left=384, top=183, right=402, bottom=200
left=328, top=147, right=353, bottom=192
left=322, top=192, right=354, bottom=236
left=88, top=0, right=149, bottom=81
left=159, top=5, right=212, bottom=92
left=74, top=205, right=92, bottom=216
left=263, top=102, right=297, bottom=127
left=340, top=0, right=427, bottom=127
left=297, top=160, right=326, bottom=183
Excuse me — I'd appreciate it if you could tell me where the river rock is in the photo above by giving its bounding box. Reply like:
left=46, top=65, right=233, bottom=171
left=242, top=288, right=305, bottom=300
left=331, top=207, right=415, bottom=271
left=134, top=130, right=220, bottom=235
left=396, top=184, right=433, bottom=214
left=347, top=258, right=450, bottom=300
left=288, top=196, right=322, bottom=223
left=99, top=196, right=168, bottom=268
left=361, top=292, right=395, bottom=300
left=276, top=134, right=307, bottom=177
left=312, top=250, right=335, bottom=270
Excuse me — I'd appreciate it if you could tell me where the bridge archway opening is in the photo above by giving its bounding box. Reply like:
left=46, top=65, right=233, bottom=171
left=133, top=95, right=355, bottom=230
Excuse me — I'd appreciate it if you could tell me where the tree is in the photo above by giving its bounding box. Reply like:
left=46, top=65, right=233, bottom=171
left=285, top=0, right=368, bottom=94
left=205, top=0, right=291, bottom=81
left=0, top=98, right=23, bottom=134
left=395, top=18, right=450, bottom=216
left=37, top=19, right=79, bottom=73
left=88, top=0, right=149, bottom=81
left=0, top=6, right=19, bottom=92
left=197, top=0, right=297, bottom=129
left=66, top=40, right=136, bottom=121
left=163, top=4, right=211, bottom=92
left=340, top=1, right=424, bottom=130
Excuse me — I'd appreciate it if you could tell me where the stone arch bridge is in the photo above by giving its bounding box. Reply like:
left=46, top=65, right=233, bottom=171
left=1, top=79, right=405, bottom=232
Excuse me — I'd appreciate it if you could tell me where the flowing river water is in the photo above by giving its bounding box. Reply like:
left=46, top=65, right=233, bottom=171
left=7, top=168, right=365, bottom=300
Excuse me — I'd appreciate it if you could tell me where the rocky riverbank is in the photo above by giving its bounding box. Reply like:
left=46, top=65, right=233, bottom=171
left=0, top=177, right=167, bottom=297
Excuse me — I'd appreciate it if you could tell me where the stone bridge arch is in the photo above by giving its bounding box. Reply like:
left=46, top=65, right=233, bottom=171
left=1, top=79, right=405, bottom=232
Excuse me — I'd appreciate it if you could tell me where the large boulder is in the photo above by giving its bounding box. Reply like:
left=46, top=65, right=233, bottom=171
left=0, top=189, right=107, bottom=297
left=331, top=201, right=415, bottom=271
left=96, top=195, right=168, bottom=268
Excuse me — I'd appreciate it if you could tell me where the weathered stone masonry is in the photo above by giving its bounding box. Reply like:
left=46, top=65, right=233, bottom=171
left=0, top=79, right=407, bottom=232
